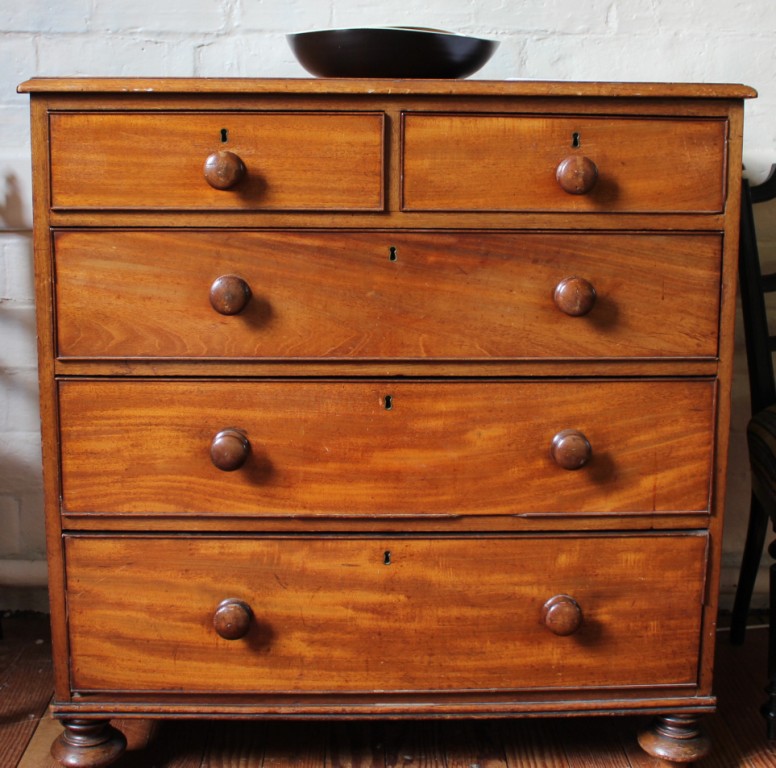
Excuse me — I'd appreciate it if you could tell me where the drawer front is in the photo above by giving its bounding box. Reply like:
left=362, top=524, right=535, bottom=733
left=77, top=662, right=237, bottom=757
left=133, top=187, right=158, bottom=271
left=59, top=379, right=714, bottom=517
left=54, top=230, right=721, bottom=361
left=403, top=115, right=727, bottom=213
left=65, top=534, right=706, bottom=693
left=49, top=112, right=385, bottom=211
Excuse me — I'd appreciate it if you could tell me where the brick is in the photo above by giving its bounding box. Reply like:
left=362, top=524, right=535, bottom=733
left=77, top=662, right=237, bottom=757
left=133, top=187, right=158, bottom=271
left=37, top=34, right=195, bottom=77
left=518, top=33, right=703, bottom=82
left=2, top=0, right=90, bottom=32
left=197, top=34, right=301, bottom=77
left=0, top=433, right=42, bottom=497
left=91, top=0, right=227, bottom=33
left=0, top=160, right=33, bottom=234
left=0, top=36, right=37, bottom=109
left=240, top=0, right=333, bottom=33
left=474, top=0, right=611, bottom=33
left=0, top=233, right=34, bottom=303
left=617, top=0, right=776, bottom=35
left=0, top=368, right=40, bottom=431
left=0, top=496, right=21, bottom=557
left=0, top=107, right=31, bottom=159
left=328, top=7, right=475, bottom=33
left=0, top=305, right=38, bottom=369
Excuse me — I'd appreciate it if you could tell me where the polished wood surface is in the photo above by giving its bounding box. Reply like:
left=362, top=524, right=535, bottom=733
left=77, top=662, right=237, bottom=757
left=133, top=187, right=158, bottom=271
left=9, top=617, right=776, bottom=767
left=17, top=77, right=758, bottom=98
left=49, top=720, right=126, bottom=768
left=49, top=112, right=385, bottom=210
left=65, top=534, right=706, bottom=693
left=58, top=379, right=714, bottom=517
left=555, top=155, right=599, bottom=195
left=203, top=150, right=247, bottom=190
left=22, top=78, right=750, bottom=766
left=402, top=115, right=726, bottom=212
left=53, top=230, right=722, bottom=360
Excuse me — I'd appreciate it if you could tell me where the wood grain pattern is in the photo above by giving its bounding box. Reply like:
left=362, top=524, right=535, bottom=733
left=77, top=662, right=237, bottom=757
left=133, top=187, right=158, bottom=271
left=437, top=720, right=508, bottom=768
left=326, top=722, right=385, bottom=768
left=403, top=115, right=727, bottom=213
left=49, top=112, right=385, bottom=211
left=53, top=230, right=722, bottom=361
left=21, top=78, right=751, bottom=765
left=64, top=533, right=707, bottom=694
left=0, top=617, right=54, bottom=767
left=58, top=378, right=714, bottom=517
left=13, top=624, right=776, bottom=767
left=17, top=77, right=758, bottom=98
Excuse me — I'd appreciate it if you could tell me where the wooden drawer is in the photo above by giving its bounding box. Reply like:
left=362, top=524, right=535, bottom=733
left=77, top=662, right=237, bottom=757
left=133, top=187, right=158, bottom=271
left=49, top=112, right=385, bottom=211
left=65, top=533, right=707, bottom=693
left=58, top=379, right=714, bottom=517
left=402, top=114, right=727, bottom=213
left=53, top=230, right=721, bottom=361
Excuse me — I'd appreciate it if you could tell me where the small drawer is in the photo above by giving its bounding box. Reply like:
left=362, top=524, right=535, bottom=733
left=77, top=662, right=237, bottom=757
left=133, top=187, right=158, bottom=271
left=58, top=379, right=714, bottom=518
left=49, top=112, right=385, bottom=211
left=402, top=114, right=727, bottom=213
left=53, top=230, right=721, bottom=361
left=65, top=533, right=706, bottom=693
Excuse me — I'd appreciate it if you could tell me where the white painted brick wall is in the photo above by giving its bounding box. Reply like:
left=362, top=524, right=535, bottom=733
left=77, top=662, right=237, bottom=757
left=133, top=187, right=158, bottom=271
left=2, top=0, right=775, bottom=611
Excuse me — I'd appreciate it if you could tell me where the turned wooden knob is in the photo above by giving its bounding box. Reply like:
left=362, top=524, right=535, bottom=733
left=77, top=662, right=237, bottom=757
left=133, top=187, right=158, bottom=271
left=556, top=155, right=598, bottom=195
left=542, top=594, right=583, bottom=636
left=553, top=276, right=597, bottom=317
left=550, top=429, right=592, bottom=470
left=210, top=428, right=250, bottom=471
left=210, top=275, right=252, bottom=315
left=213, top=598, right=253, bottom=640
left=204, top=150, right=246, bottom=190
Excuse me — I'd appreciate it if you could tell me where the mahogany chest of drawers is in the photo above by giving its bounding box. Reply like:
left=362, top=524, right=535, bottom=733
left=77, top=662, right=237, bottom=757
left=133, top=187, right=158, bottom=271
left=18, top=77, right=754, bottom=766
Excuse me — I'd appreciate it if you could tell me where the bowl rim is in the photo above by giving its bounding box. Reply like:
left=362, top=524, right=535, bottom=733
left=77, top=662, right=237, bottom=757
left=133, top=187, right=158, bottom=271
left=286, top=26, right=499, bottom=44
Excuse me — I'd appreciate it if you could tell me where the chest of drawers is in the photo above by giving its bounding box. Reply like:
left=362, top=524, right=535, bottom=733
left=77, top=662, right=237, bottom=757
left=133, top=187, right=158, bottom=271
left=18, top=77, right=754, bottom=766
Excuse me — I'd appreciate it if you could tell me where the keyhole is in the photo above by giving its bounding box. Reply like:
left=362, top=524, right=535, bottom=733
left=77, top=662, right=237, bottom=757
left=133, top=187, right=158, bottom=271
left=221, top=128, right=229, bottom=143
left=571, top=132, right=581, bottom=148
left=389, top=246, right=398, bottom=262
left=384, top=395, right=393, bottom=410
left=384, top=551, right=392, bottom=565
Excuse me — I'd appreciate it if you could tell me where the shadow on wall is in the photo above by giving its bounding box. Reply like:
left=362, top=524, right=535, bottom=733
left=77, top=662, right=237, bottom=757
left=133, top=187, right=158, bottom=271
left=0, top=201, right=44, bottom=569
left=1, top=173, right=31, bottom=230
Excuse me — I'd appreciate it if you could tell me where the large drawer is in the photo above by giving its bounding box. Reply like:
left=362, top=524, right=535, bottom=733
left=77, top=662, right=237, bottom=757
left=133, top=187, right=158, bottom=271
left=65, top=534, right=707, bottom=693
left=402, top=114, right=727, bottom=213
left=58, top=379, right=714, bottom=517
left=49, top=112, right=385, bottom=211
left=53, top=230, right=722, bottom=361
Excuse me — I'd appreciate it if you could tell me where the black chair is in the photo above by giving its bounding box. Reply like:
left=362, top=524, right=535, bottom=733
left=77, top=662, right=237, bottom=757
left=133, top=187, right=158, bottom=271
left=730, top=165, right=776, bottom=737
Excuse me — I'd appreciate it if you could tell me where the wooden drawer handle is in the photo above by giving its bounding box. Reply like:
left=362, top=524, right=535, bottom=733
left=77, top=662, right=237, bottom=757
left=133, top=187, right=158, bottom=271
left=542, top=594, right=583, bottom=636
left=553, top=276, right=596, bottom=317
left=204, top=150, right=246, bottom=190
left=210, top=275, right=252, bottom=315
left=555, top=155, right=598, bottom=195
left=213, top=598, right=253, bottom=640
left=210, top=428, right=250, bottom=471
left=550, top=429, right=592, bottom=470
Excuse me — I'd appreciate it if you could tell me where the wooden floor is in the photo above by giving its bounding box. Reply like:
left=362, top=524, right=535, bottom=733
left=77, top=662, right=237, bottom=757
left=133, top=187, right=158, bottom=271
left=3, top=612, right=776, bottom=767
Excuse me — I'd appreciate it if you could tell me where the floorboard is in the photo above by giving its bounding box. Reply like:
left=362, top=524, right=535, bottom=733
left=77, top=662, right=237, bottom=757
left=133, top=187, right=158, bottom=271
left=0, top=614, right=53, bottom=768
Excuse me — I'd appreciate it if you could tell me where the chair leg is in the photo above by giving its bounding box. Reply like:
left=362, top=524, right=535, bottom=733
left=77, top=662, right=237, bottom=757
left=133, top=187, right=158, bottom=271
left=731, top=492, right=769, bottom=644
left=764, top=544, right=776, bottom=738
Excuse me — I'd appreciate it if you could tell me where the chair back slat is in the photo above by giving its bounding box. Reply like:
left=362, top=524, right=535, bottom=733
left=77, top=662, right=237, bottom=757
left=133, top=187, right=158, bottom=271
left=739, top=175, right=776, bottom=414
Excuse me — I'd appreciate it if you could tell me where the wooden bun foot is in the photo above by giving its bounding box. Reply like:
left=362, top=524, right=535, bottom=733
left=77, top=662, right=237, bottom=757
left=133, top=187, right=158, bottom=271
left=51, top=719, right=127, bottom=768
left=637, top=714, right=710, bottom=763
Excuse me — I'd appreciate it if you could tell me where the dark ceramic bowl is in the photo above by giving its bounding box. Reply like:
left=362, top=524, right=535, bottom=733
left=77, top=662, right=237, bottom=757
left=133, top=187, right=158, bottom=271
left=287, top=27, right=499, bottom=79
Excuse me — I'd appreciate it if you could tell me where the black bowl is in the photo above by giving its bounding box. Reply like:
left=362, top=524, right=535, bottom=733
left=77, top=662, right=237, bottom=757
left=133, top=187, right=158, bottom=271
left=287, top=27, right=499, bottom=79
